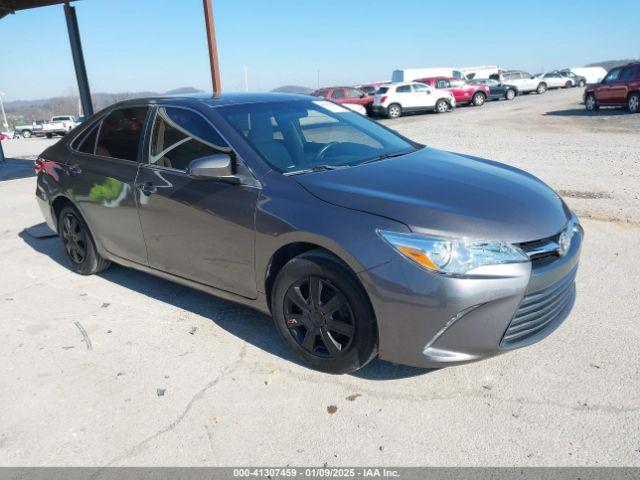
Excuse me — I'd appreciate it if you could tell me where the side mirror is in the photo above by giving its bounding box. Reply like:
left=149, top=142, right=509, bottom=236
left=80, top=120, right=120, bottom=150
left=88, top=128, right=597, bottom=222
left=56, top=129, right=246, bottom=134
left=186, top=154, right=240, bottom=184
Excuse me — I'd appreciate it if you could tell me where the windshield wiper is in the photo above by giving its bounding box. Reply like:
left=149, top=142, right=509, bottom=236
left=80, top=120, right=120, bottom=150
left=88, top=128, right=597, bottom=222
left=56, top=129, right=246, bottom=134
left=284, top=164, right=347, bottom=176
left=358, top=150, right=414, bottom=166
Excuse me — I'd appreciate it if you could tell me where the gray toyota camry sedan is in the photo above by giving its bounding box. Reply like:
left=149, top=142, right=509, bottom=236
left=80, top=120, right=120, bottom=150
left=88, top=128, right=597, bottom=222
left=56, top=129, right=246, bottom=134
left=35, top=93, right=582, bottom=374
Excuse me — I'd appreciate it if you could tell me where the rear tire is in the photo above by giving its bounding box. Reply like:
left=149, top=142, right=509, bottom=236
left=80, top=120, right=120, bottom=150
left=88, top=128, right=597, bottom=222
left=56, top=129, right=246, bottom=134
left=585, top=93, right=599, bottom=112
left=628, top=93, right=639, bottom=113
left=271, top=250, right=378, bottom=374
left=536, top=83, right=547, bottom=94
left=471, top=92, right=486, bottom=106
left=579, top=80, right=586, bottom=88
left=386, top=103, right=402, bottom=119
left=23, top=130, right=32, bottom=139
left=565, top=81, right=572, bottom=88
left=58, top=206, right=111, bottom=275
left=505, top=89, right=516, bottom=100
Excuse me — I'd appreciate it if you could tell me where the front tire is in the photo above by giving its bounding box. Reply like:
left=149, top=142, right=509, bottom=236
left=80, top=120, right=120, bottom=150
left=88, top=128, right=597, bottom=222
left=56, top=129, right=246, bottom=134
left=271, top=250, right=378, bottom=374
left=505, top=88, right=516, bottom=100
left=585, top=93, right=599, bottom=111
left=471, top=92, right=486, bottom=106
left=579, top=80, right=586, bottom=88
left=628, top=93, right=639, bottom=113
left=565, top=81, right=572, bottom=88
left=58, top=206, right=111, bottom=275
left=22, top=130, right=32, bottom=139
left=386, top=103, right=402, bottom=119
left=435, top=99, right=449, bottom=113
left=536, top=82, right=547, bottom=94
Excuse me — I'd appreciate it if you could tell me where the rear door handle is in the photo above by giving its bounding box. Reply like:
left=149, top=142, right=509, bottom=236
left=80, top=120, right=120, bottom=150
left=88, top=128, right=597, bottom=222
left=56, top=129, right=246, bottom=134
left=68, top=164, right=82, bottom=176
left=136, top=181, right=157, bottom=195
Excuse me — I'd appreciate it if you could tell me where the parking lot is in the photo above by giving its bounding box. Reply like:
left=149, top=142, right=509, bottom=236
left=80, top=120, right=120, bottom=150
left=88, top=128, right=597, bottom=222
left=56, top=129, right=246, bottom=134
left=0, top=87, right=639, bottom=466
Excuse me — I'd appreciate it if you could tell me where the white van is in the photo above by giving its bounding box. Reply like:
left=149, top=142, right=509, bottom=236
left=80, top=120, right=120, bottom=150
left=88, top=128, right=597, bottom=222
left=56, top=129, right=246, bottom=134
left=460, top=65, right=500, bottom=80
left=391, top=68, right=465, bottom=83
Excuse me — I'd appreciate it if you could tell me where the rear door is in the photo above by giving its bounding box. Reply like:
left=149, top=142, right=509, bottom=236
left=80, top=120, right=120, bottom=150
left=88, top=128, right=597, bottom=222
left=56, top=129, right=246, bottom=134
left=394, top=84, right=417, bottom=110
left=136, top=105, right=259, bottom=298
left=66, top=106, right=150, bottom=264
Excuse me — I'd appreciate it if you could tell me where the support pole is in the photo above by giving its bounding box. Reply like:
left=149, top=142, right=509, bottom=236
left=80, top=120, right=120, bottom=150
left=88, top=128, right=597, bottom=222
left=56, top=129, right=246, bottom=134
left=203, top=0, right=221, bottom=95
left=64, top=3, right=93, bottom=117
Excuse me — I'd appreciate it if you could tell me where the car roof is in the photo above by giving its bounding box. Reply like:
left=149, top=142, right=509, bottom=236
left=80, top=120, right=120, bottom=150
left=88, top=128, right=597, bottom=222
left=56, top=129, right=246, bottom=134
left=109, top=92, right=315, bottom=109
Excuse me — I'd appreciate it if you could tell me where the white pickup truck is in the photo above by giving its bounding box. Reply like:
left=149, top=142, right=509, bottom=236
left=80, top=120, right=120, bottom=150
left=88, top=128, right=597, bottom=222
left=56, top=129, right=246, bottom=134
left=16, top=115, right=80, bottom=138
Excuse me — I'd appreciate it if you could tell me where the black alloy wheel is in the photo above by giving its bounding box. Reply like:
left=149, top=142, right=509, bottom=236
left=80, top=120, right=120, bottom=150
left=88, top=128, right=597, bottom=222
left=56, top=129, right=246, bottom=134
left=61, top=211, right=88, bottom=264
left=283, top=276, right=355, bottom=358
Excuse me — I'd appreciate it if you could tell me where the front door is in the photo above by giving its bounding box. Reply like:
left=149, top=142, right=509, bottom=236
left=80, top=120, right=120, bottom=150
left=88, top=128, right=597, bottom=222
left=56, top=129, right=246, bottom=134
left=610, top=67, right=633, bottom=104
left=66, top=106, right=150, bottom=265
left=136, top=106, right=259, bottom=298
left=597, top=68, right=620, bottom=104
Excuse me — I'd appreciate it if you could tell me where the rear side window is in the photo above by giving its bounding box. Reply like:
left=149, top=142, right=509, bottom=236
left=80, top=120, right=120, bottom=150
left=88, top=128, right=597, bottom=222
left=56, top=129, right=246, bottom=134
left=96, top=107, right=149, bottom=161
left=315, top=89, right=329, bottom=97
left=76, top=124, right=99, bottom=154
left=377, top=86, right=389, bottom=94
left=149, top=107, right=230, bottom=171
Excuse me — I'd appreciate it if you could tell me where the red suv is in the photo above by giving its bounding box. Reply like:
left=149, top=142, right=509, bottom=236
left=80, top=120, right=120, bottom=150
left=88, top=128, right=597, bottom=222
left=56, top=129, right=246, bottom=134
left=415, top=77, right=490, bottom=107
left=313, top=86, right=374, bottom=113
left=584, top=63, right=640, bottom=113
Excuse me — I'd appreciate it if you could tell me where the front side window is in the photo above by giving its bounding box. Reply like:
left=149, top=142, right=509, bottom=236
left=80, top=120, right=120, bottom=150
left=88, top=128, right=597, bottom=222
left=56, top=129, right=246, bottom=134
left=412, top=83, right=428, bottom=92
left=331, top=89, right=345, bottom=99
left=219, top=100, right=417, bottom=174
left=96, top=107, right=149, bottom=161
left=436, top=80, right=450, bottom=88
left=396, top=85, right=412, bottom=93
left=346, top=88, right=363, bottom=99
left=149, top=107, right=230, bottom=171
left=604, top=69, right=620, bottom=83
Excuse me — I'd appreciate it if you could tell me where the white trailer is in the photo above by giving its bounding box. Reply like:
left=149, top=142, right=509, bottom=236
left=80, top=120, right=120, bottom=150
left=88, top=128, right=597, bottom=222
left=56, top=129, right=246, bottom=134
left=391, top=67, right=465, bottom=83
left=569, top=67, right=607, bottom=84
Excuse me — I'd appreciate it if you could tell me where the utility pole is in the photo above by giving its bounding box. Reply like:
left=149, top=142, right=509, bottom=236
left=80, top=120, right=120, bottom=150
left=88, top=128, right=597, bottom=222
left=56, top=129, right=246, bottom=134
left=203, top=0, right=222, bottom=95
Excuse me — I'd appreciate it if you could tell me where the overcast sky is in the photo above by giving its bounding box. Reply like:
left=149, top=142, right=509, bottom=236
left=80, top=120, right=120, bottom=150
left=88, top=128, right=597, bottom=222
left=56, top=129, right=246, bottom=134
left=1, top=0, right=638, bottom=101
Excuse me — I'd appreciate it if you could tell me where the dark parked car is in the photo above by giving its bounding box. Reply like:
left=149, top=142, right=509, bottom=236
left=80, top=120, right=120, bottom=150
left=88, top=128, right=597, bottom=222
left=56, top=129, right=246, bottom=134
left=469, top=78, right=518, bottom=101
left=557, top=70, right=586, bottom=88
left=35, top=93, right=582, bottom=374
left=584, top=62, right=640, bottom=113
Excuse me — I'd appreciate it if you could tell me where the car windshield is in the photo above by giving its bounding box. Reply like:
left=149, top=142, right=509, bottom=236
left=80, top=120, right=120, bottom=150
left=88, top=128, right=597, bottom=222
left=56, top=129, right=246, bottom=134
left=218, top=99, right=417, bottom=174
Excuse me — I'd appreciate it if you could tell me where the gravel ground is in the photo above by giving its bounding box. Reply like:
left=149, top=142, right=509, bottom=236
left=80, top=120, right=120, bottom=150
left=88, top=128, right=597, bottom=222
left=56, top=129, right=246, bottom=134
left=0, top=89, right=638, bottom=466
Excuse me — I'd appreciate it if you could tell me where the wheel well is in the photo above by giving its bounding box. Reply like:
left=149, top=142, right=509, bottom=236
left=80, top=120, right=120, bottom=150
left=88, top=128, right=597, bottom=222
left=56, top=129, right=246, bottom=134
left=264, top=242, right=351, bottom=312
left=628, top=91, right=639, bottom=100
left=51, top=196, right=74, bottom=225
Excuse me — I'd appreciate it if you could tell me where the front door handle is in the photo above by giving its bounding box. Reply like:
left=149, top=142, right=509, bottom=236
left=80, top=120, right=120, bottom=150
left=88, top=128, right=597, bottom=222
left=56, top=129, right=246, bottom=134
left=136, top=181, right=157, bottom=195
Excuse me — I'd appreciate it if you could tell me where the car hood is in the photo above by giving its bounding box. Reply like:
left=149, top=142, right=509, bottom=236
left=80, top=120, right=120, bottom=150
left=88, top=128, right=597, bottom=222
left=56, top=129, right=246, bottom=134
left=294, top=148, right=570, bottom=243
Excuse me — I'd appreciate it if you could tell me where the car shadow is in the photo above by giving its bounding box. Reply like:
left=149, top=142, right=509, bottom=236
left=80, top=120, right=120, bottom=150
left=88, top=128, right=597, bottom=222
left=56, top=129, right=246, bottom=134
left=19, top=224, right=433, bottom=380
left=0, top=157, right=36, bottom=182
left=544, top=107, right=629, bottom=117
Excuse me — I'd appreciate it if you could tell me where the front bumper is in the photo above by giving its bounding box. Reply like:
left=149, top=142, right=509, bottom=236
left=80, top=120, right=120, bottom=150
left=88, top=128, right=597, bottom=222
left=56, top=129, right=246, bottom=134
left=358, top=227, right=583, bottom=368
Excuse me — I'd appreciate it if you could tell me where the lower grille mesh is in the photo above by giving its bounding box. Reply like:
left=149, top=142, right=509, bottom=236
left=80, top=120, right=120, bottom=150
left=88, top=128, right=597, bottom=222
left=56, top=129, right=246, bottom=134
left=501, top=267, right=577, bottom=347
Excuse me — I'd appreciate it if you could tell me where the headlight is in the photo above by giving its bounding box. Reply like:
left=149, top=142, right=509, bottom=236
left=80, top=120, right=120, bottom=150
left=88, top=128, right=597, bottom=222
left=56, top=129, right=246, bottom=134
left=379, top=230, right=529, bottom=275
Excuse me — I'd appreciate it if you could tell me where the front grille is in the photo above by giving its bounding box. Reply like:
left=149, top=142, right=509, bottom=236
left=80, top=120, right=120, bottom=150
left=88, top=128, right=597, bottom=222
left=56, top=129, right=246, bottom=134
left=517, top=232, right=562, bottom=266
left=501, top=267, right=577, bottom=347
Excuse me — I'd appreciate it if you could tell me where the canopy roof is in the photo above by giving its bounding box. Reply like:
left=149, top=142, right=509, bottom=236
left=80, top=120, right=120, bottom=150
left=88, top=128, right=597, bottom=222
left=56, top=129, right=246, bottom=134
left=0, top=0, right=78, bottom=20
